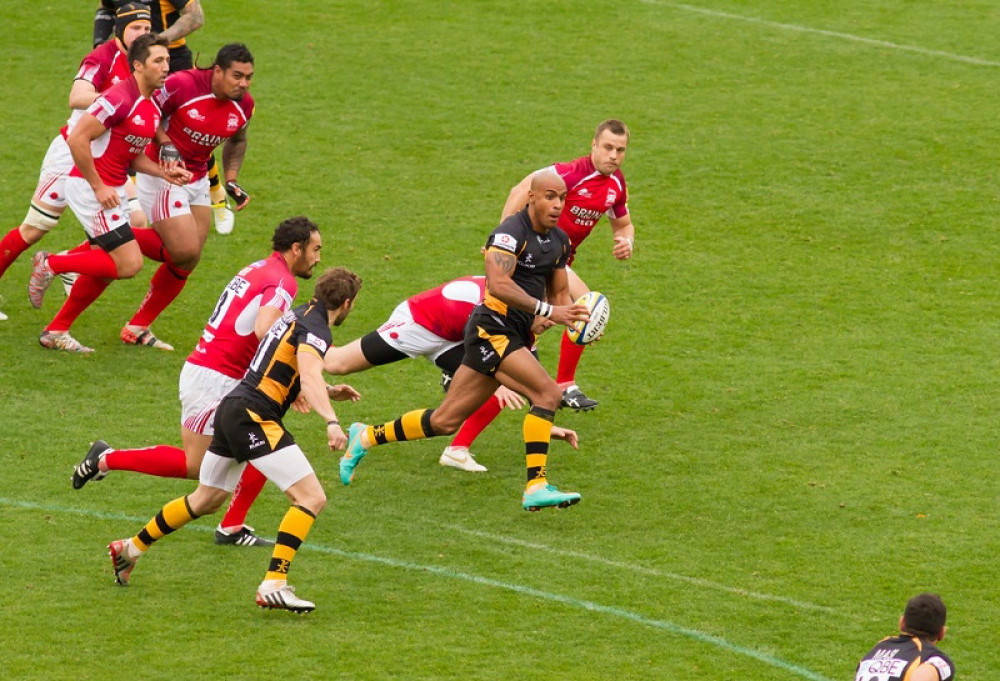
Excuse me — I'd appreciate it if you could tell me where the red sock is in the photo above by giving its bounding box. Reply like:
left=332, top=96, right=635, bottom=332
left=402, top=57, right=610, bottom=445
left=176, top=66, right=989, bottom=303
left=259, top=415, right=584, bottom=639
left=219, top=464, right=267, bottom=529
left=66, top=240, right=91, bottom=255
left=451, top=394, right=503, bottom=449
left=104, top=444, right=189, bottom=478
left=45, top=274, right=110, bottom=333
left=129, top=262, right=191, bottom=327
left=0, top=228, right=30, bottom=278
left=47, top=249, right=118, bottom=279
left=556, top=331, right=587, bottom=386
left=132, top=228, right=166, bottom=261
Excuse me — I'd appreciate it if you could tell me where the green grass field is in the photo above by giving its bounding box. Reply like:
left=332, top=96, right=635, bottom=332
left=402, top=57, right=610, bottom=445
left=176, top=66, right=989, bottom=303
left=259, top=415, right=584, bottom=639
left=2, top=1, right=999, bottom=678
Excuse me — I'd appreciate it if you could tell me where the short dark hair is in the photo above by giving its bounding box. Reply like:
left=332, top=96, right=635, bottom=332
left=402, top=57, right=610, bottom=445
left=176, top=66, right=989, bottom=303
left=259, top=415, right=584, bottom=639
left=594, top=119, right=630, bottom=141
left=902, top=593, right=947, bottom=638
left=313, top=267, right=362, bottom=312
left=214, top=43, right=254, bottom=70
left=272, top=216, right=319, bottom=253
left=128, top=33, right=168, bottom=72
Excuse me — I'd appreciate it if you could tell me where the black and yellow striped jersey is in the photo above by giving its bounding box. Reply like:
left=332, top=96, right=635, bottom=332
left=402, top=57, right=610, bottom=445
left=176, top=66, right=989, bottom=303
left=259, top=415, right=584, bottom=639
left=482, top=207, right=571, bottom=329
left=230, top=299, right=332, bottom=417
left=149, top=0, right=193, bottom=48
left=855, top=635, right=955, bottom=681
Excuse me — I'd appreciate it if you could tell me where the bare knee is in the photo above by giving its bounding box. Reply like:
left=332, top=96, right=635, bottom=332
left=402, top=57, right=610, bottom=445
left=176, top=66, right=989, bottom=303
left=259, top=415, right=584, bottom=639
left=429, top=412, right=462, bottom=436
left=290, top=487, right=326, bottom=516
left=113, top=250, right=144, bottom=278
left=535, top=384, right=562, bottom=413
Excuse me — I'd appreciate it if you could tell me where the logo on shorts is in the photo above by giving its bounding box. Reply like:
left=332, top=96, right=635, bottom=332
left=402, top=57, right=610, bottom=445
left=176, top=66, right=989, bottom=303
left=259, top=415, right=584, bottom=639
left=479, top=345, right=496, bottom=362
left=248, top=432, right=265, bottom=449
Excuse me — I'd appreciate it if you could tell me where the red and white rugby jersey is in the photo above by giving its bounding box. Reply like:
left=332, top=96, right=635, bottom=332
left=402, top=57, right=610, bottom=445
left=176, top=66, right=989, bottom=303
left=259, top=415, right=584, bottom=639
left=149, top=69, right=255, bottom=180
left=187, top=252, right=298, bottom=379
left=70, top=76, right=161, bottom=187
left=550, top=155, right=629, bottom=250
left=62, top=39, right=132, bottom=135
left=407, top=276, right=486, bottom=342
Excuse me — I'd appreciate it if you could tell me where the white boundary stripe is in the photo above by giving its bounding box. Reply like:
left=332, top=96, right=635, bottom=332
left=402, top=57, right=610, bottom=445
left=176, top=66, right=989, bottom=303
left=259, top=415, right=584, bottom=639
left=4, top=497, right=833, bottom=681
left=436, top=522, right=841, bottom=615
left=641, top=0, right=1000, bottom=67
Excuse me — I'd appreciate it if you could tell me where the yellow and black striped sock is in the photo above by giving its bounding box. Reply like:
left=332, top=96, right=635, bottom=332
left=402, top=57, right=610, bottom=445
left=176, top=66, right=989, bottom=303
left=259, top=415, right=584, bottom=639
left=264, top=505, right=316, bottom=582
left=524, top=406, right=555, bottom=487
left=207, top=154, right=226, bottom=206
left=367, top=409, right=436, bottom=446
left=134, top=496, right=199, bottom=552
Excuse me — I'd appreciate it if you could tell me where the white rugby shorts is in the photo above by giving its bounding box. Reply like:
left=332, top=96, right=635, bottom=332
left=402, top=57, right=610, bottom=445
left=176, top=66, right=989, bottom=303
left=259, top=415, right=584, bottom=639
left=179, top=361, right=241, bottom=436
left=64, top=176, right=129, bottom=239
left=200, top=445, right=314, bottom=493
left=135, top=172, right=210, bottom=223
left=31, top=135, right=74, bottom=211
left=377, top=300, right=461, bottom=363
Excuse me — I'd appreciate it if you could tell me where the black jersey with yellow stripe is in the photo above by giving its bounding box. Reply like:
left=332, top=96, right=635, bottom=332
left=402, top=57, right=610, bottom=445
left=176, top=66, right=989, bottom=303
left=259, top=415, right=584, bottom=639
left=150, top=0, right=192, bottom=48
left=855, top=635, right=955, bottom=681
left=482, top=207, right=570, bottom=328
left=230, top=299, right=332, bottom=418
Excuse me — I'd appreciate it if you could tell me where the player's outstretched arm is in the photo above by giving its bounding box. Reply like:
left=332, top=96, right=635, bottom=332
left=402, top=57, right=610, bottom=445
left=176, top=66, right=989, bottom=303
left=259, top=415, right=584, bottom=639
left=298, top=349, right=347, bottom=450
left=158, top=0, right=205, bottom=43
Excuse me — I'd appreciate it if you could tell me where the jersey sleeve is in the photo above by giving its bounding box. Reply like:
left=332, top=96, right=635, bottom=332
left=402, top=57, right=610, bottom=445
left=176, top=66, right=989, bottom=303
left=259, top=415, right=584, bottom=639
left=486, top=220, right=524, bottom=256
left=296, top=308, right=333, bottom=359
left=87, top=90, right=128, bottom=130
left=610, top=172, right=630, bottom=219
left=260, top=277, right=295, bottom=313
left=925, top=655, right=954, bottom=681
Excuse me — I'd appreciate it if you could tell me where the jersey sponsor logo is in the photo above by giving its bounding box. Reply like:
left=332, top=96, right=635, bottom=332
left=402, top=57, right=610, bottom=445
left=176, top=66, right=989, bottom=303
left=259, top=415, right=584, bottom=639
left=183, top=127, right=226, bottom=147
left=605, top=188, right=617, bottom=207
left=492, top=233, right=518, bottom=253
left=132, top=114, right=146, bottom=126
left=305, top=332, right=329, bottom=354
left=577, top=187, right=591, bottom=197
left=227, top=113, right=241, bottom=131
left=569, top=205, right=603, bottom=221
left=187, top=107, right=206, bottom=121
left=927, top=656, right=952, bottom=680
left=855, top=657, right=906, bottom=680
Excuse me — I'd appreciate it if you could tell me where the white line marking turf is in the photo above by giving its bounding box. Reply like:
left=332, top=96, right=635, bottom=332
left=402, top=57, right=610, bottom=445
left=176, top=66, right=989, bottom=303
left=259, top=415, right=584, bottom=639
left=642, top=1, right=1000, bottom=67
left=2, top=496, right=833, bottom=681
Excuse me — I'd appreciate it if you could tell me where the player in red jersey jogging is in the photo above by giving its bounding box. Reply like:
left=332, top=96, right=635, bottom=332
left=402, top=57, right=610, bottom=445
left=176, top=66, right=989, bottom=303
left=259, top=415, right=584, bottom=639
left=70, top=217, right=356, bottom=548
left=502, top=119, right=637, bottom=412
left=324, top=275, right=579, bottom=472
left=0, top=3, right=152, bottom=321
left=27, top=34, right=191, bottom=353
left=118, top=43, right=256, bottom=350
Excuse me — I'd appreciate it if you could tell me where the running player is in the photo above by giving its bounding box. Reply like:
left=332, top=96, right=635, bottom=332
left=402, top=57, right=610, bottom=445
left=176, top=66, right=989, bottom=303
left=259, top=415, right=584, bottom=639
left=120, top=43, right=256, bottom=350
left=71, top=217, right=348, bottom=549
left=338, top=169, right=590, bottom=511
left=0, top=3, right=152, bottom=320
left=106, top=267, right=363, bottom=614
left=27, top=34, right=191, bottom=353
left=502, top=119, right=637, bottom=411
left=324, top=274, right=579, bottom=472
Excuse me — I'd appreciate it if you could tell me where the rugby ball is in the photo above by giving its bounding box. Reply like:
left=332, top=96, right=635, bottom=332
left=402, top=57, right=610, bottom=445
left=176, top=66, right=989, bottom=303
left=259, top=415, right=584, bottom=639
left=566, top=291, right=609, bottom=345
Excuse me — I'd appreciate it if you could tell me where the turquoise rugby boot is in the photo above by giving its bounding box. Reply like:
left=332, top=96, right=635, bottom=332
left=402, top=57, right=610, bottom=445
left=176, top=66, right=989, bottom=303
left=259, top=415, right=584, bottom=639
left=522, top=484, right=581, bottom=512
left=339, top=423, right=369, bottom=485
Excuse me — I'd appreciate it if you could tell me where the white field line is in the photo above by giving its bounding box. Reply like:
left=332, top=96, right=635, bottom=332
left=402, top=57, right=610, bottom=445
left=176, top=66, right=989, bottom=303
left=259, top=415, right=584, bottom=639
left=435, top=522, right=841, bottom=615
left=641, top=0, right=1000, bottom=67
left=4, top=497, right=834, bottom=681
